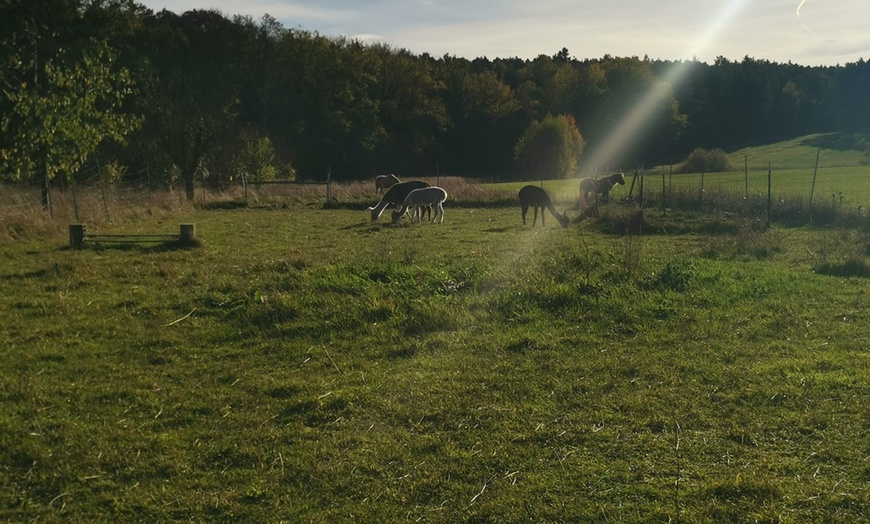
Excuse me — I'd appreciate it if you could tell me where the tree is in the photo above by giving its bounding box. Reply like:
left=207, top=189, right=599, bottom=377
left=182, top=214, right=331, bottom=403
left=1, top=40, right=141, bottom=208
left=436, top=56, right=521, bottom=175
left=514, top=114, right=585, bottom=180
left=141, top=9, right=244, bottom=200
left=370, top=44, right=448, bottom=175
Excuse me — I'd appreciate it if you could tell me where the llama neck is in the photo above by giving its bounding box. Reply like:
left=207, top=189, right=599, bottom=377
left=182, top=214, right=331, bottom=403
left=545, top=200, right=561, bottom=219
left=371, top=197, right=392, bottom=220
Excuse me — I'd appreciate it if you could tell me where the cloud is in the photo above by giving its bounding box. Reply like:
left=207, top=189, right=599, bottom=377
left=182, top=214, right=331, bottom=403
left=137, top=0, right=869, bottom=66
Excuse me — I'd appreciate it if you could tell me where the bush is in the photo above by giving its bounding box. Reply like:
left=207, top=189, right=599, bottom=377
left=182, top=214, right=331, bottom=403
left=514, top=114, right=585, bottom=179
left=676, top=148, right=733, bottom=174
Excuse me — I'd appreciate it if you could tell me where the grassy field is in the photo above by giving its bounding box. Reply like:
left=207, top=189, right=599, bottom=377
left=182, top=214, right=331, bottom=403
left=2, top=188, right=869, bottom=522
left=514, top=131, right=870, bottom=210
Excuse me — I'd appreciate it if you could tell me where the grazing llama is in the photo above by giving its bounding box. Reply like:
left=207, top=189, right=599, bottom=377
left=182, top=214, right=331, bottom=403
left=369, top=180, right=430, bottom=222
left=392, top=187, right=448, bottom=224
left=580, top=172, right=625, bottom=203
left=375, top=174, right=400, bottom=193
left=518, top=185, right=569, bottom=227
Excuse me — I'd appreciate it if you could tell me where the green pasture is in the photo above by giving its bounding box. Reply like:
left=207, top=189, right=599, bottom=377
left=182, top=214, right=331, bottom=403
left=492, top=166, right=869, bottom=212
left=727, top=132, right=870, bottom=170
left=2, top=199, right=869, bottom=522
left=491, top=131, right=870, bottom=208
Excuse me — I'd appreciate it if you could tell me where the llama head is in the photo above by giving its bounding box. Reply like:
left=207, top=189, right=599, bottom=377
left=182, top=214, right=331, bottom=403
left=557, top=213, right=570, bottom=228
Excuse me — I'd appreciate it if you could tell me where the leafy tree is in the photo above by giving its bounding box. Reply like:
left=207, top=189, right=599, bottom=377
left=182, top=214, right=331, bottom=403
left=141, top=9, right=244, bottom=200
left=371, top=44, right=448, bottom=175
left=273, top=31, right=382, bottom=180
left=437, top=56, right=521, bottom=175
left=1, top=40, right=141, bottom=207
left=514, top=114, right=585, bottom=180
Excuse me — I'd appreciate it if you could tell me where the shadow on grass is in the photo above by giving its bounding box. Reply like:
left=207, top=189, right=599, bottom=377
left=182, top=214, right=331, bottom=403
left=78, top=238, right=203, bottom=253
left=801, top=131, right=869, bottom=152
left=814, top=259, right=870, bottom=278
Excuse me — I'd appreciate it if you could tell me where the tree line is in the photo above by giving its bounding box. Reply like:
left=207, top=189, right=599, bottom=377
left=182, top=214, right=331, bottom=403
left=2, top=0, right=869, bottom=200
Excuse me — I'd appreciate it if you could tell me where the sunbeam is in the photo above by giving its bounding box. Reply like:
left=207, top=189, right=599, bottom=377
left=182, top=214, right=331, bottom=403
left=580, top=0, right=752, bottom=173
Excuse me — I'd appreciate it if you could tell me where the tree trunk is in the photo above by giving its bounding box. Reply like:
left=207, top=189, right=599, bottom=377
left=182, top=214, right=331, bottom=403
left=184, top=170, right=195, bottom=201
left=41, top=173, right=52, bottom=214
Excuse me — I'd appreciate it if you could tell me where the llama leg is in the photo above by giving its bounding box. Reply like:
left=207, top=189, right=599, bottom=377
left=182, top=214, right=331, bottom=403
left=522, top=204, right=528, bottom=225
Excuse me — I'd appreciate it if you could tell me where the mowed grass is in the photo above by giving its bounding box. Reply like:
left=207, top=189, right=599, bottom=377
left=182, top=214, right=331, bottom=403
left=2, top=195, right=870, bottom=522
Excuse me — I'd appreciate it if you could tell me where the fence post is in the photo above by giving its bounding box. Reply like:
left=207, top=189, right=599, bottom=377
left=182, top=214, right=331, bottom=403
left=72, top=176, right=80, bottom=223
left=179, top=223, right=196, bottom=244
left=98, top=158, right=110, bottom=221
left=326, top=165, right=332, bottom=202
left=809, top=149, right=821, bottom=207
left=766, top=163, right=772, bottom=229
left=69, top=224, right=86, bottom=249
left=147, top=164, right=153, bottom=215
left=42, top=170, right=52, bottom=216
left=744, top=155, right=749, bottom=216
left=638, top=168, right=644, bottom=208
left=700, top=170, right=705, bottom=200
left=744, top=156, right=748, bottom=199
left=661, top=167, right=666, bottom=216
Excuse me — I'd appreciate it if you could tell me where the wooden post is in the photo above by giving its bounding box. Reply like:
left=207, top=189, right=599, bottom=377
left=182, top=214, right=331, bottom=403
left=72, top=176, right=80, bottom=223
left=179, top=223, right=196, bottom=244
left=766, top=163, right=772, bottom=229
left=809, top=149, right=820, bottom=206
left=744, top=155, right=748, bottom=200
left=661, top=167, right=666, bottom=216
left=147, top=164, right=153, bottom=215
left=42, top=170, right=52, bottom=216
left=700, top=170, right=705, bottom=200
left=69, top=224, right=86, bottom=249
left=98, top=157, right=110, bottom=221
left=744, top=155, right=749, bottom=216
left=638, top=168, right=644, bottom=208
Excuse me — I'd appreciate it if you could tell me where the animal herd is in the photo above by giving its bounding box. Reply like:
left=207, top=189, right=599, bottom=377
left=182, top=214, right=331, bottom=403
left=368, top=172, right=626, bottom=227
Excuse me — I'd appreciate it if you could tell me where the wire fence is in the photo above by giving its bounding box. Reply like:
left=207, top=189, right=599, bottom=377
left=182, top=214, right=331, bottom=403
left=591, top=150, right=870, bottom=221
left=2, top=149, right=868, bottom=239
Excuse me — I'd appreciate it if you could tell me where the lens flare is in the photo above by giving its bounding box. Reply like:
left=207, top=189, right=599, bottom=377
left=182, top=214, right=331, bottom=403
left=580, top=0, right=751, bottom=173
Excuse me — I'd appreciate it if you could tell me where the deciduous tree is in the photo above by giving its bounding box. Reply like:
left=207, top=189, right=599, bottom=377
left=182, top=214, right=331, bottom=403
left=1, top=40, right=141, bottom=208
left=514, top=114, right=585, bottom=180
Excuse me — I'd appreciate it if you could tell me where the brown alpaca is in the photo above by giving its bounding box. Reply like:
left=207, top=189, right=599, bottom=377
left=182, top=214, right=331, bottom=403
left=518, top=185, right=569, bottom=227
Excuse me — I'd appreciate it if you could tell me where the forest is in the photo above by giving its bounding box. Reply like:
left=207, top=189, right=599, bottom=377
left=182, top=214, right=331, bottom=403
left=2, top=0, right=870, bottom=199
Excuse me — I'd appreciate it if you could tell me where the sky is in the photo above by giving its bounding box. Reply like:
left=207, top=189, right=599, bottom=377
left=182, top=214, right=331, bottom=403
left=134, top=0, right=870, bottom=67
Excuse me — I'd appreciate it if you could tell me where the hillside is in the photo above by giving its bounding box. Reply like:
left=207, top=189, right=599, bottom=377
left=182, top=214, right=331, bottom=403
left=727, top=132, right=870, bottom=170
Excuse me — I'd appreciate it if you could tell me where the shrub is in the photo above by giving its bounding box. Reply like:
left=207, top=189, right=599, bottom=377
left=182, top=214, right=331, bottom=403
left=514, top=114, right=585, bottom=180
left=676, top=148, right=733, bottom=174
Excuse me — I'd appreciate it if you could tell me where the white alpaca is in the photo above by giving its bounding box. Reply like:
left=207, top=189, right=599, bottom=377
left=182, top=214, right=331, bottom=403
left=375, top=174, right=400, bottom=193
left=394, top=187, right=448, bottom=224
left=369, top=180, right=430, bottom=222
